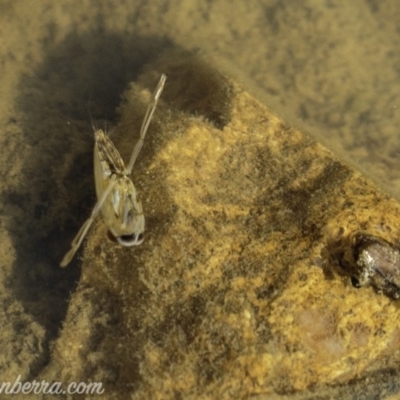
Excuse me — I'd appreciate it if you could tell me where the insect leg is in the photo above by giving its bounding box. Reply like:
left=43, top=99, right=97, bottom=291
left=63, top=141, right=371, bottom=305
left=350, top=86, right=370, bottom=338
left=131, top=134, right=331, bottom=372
left=60, top=175, right=118, bottom=267
left=125, top=74, right=167, bottom=174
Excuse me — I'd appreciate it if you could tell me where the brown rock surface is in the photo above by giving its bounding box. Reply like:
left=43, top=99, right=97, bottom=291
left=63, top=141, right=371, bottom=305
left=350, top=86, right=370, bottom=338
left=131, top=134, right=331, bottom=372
left=44, top=56, right=400, bottom=398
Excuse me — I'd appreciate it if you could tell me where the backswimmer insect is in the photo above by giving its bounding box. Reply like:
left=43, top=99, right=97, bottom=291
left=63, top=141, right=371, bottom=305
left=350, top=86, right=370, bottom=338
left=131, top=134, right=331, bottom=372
left=60, top=74, right=167, bottom=267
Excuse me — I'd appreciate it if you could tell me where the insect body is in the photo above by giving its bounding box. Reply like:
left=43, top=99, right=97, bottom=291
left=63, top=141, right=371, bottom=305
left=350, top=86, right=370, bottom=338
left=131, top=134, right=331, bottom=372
left=60, top=74, right=167, bottom=267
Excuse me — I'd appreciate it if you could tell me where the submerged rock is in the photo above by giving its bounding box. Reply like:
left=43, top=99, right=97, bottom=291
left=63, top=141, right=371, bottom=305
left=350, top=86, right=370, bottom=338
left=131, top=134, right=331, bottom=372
left=46, top=55, right=400, bottom=398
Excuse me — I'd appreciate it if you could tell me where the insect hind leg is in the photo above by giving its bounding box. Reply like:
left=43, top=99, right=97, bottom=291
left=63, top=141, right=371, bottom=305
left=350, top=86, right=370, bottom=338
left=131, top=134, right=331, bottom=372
left=125, top=74, right=167, bottom=174
left=60, top=175, right=118, bottom=267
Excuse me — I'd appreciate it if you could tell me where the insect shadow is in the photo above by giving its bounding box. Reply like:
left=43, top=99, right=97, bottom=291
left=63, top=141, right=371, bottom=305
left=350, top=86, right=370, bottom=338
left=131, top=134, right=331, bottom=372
left=3, top=28, right=174, bottom=376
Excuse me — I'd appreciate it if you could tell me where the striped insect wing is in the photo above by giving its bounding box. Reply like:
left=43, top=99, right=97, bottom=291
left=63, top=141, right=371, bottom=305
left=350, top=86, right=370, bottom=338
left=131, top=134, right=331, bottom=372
left=93, top=130, right=144, bottom=246
left=94, top=130, right=126, bottom=198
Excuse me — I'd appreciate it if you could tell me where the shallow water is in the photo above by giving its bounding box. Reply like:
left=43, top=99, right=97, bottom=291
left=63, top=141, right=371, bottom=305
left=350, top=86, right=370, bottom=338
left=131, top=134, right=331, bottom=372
left=0, top=1, right=399, bottom=398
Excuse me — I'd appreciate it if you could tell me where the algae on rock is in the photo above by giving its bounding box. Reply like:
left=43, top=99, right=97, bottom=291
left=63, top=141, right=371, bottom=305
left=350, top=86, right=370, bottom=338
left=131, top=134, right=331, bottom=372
left=45, top=56, right=400, bottom=399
